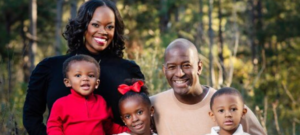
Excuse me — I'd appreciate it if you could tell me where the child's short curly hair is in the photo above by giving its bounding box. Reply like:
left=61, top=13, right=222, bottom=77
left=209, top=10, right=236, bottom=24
left=210, top=87, right=244, bottom=110
left=62, top=54, right=100, bottom=78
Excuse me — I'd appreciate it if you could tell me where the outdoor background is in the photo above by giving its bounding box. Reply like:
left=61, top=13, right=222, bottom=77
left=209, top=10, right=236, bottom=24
left=0, top=0, right=299, bottom=134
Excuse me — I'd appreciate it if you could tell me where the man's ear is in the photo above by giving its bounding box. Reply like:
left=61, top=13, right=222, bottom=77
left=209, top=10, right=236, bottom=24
left=197, top=61, right=202, bottom=75
left=95, top=79, right=100, bottom=89
left=208, top=111, right=215, bottom=122
left=64, top=78, right=71, bottom=87
left=162, top=64, right=166, bottom=74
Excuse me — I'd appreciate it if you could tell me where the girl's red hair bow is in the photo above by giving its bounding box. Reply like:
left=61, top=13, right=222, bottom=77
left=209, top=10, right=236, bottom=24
left=118, top=81, right=144, bottom=95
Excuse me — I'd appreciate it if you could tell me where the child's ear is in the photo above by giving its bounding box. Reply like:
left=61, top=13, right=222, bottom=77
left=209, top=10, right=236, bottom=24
left=95, top=79, right=100, bottom=89
left=208, top=111, right=215, bottom=122
left=242, top=107, right=248, bottom=117
left=150, top=106, right=155, bottom=117
left=120, top=116, right=126, bottom=125
left=64, top=78, right=71, bottom=87
left=150, top=106, right=157, bottom=133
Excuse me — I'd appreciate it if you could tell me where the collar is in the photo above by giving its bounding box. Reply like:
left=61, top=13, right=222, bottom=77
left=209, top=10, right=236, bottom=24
left=70, top=89, right=95, bottom=101
left=210, top=124, right=245, bottom=135
left=172, top=86, right=211, bottom=110
left=71, top=45, right=117, bottom=62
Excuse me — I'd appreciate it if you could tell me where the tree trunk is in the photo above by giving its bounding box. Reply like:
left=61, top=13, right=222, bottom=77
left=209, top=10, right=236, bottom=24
left=159, top=0, right=169, bottom=33
left=227, top=0, right=240, bottom=87
left=272, top=100, right=281, bottom=135
left=55, top=0, right=64, bottom=55
left=70, top=0, right=78, bottom=19
left=29, top=0, right=37, bottom=71
left=218, top=0, right=225, bottom=86
left=195, top=0, right=204, bottom=52
left=4, top=13, right=11, bottom=41
left=208, top=0, right=215, bottom=87
left=21, top=18, right=30, bottom=83
left=256, top=0, right=263, bottom=71
left=247, top=0, right=257, bottom=72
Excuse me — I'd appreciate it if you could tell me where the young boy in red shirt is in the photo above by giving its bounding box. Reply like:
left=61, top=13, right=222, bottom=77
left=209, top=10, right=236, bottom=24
left=47, top=55, right=128, bottom=135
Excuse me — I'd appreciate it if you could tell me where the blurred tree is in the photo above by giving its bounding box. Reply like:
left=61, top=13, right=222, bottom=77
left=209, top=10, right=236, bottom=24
left=194, top=0, right=204, bottom=52
left=218, top=0, right=226, bottom=85
left=70, top=0, right=78, bottom=19
left=29, top=0, right=37, bottom=72
left=208, top=0, right=215, bottom=87
left=55, top=0, right=64, bottom=55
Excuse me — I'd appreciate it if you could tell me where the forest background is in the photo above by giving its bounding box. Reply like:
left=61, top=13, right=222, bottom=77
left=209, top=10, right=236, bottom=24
left=0, top=0, right=299, bottom=134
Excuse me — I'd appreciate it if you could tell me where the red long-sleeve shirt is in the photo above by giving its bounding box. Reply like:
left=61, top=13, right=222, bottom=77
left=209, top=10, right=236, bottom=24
left=47, top=89, right=128, bottom=135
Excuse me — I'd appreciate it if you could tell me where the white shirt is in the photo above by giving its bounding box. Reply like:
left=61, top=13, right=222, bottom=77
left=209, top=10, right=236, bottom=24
left=206, top=124, right=250, bottom=135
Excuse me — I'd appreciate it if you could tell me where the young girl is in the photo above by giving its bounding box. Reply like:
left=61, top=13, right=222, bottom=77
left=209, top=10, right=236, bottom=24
left=117, top=79, right=157, bottom=135
left=207, top=87, right=249, bottom=135
left=47, top=55, right=128, bottom=135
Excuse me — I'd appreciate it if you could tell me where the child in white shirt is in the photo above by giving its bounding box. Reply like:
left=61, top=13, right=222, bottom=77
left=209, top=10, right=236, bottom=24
left=206, top=87, right=250, bottom=135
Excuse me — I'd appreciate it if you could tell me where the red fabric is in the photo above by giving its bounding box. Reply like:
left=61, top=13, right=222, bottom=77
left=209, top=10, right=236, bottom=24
left=47, top=89, right=129, bottom=135
left=118, top=81, right=144, bottom=95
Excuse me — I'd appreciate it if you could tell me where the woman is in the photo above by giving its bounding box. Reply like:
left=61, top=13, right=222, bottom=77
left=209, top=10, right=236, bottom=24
left=23, top=0, right=144, bottom=134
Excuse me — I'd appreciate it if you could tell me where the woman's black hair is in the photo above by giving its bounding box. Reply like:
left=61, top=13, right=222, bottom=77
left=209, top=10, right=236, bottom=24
left=118, top=79, right=151, bottom=108
left=62, top=54, right=100, bottom=78
left=63, top=0, right=125, bottom=58
left=210, top=87, right=245, bottom=110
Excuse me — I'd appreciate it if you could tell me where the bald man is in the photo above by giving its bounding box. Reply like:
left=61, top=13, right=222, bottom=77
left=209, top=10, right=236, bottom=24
left=150, top=38, right=266, bottom=135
